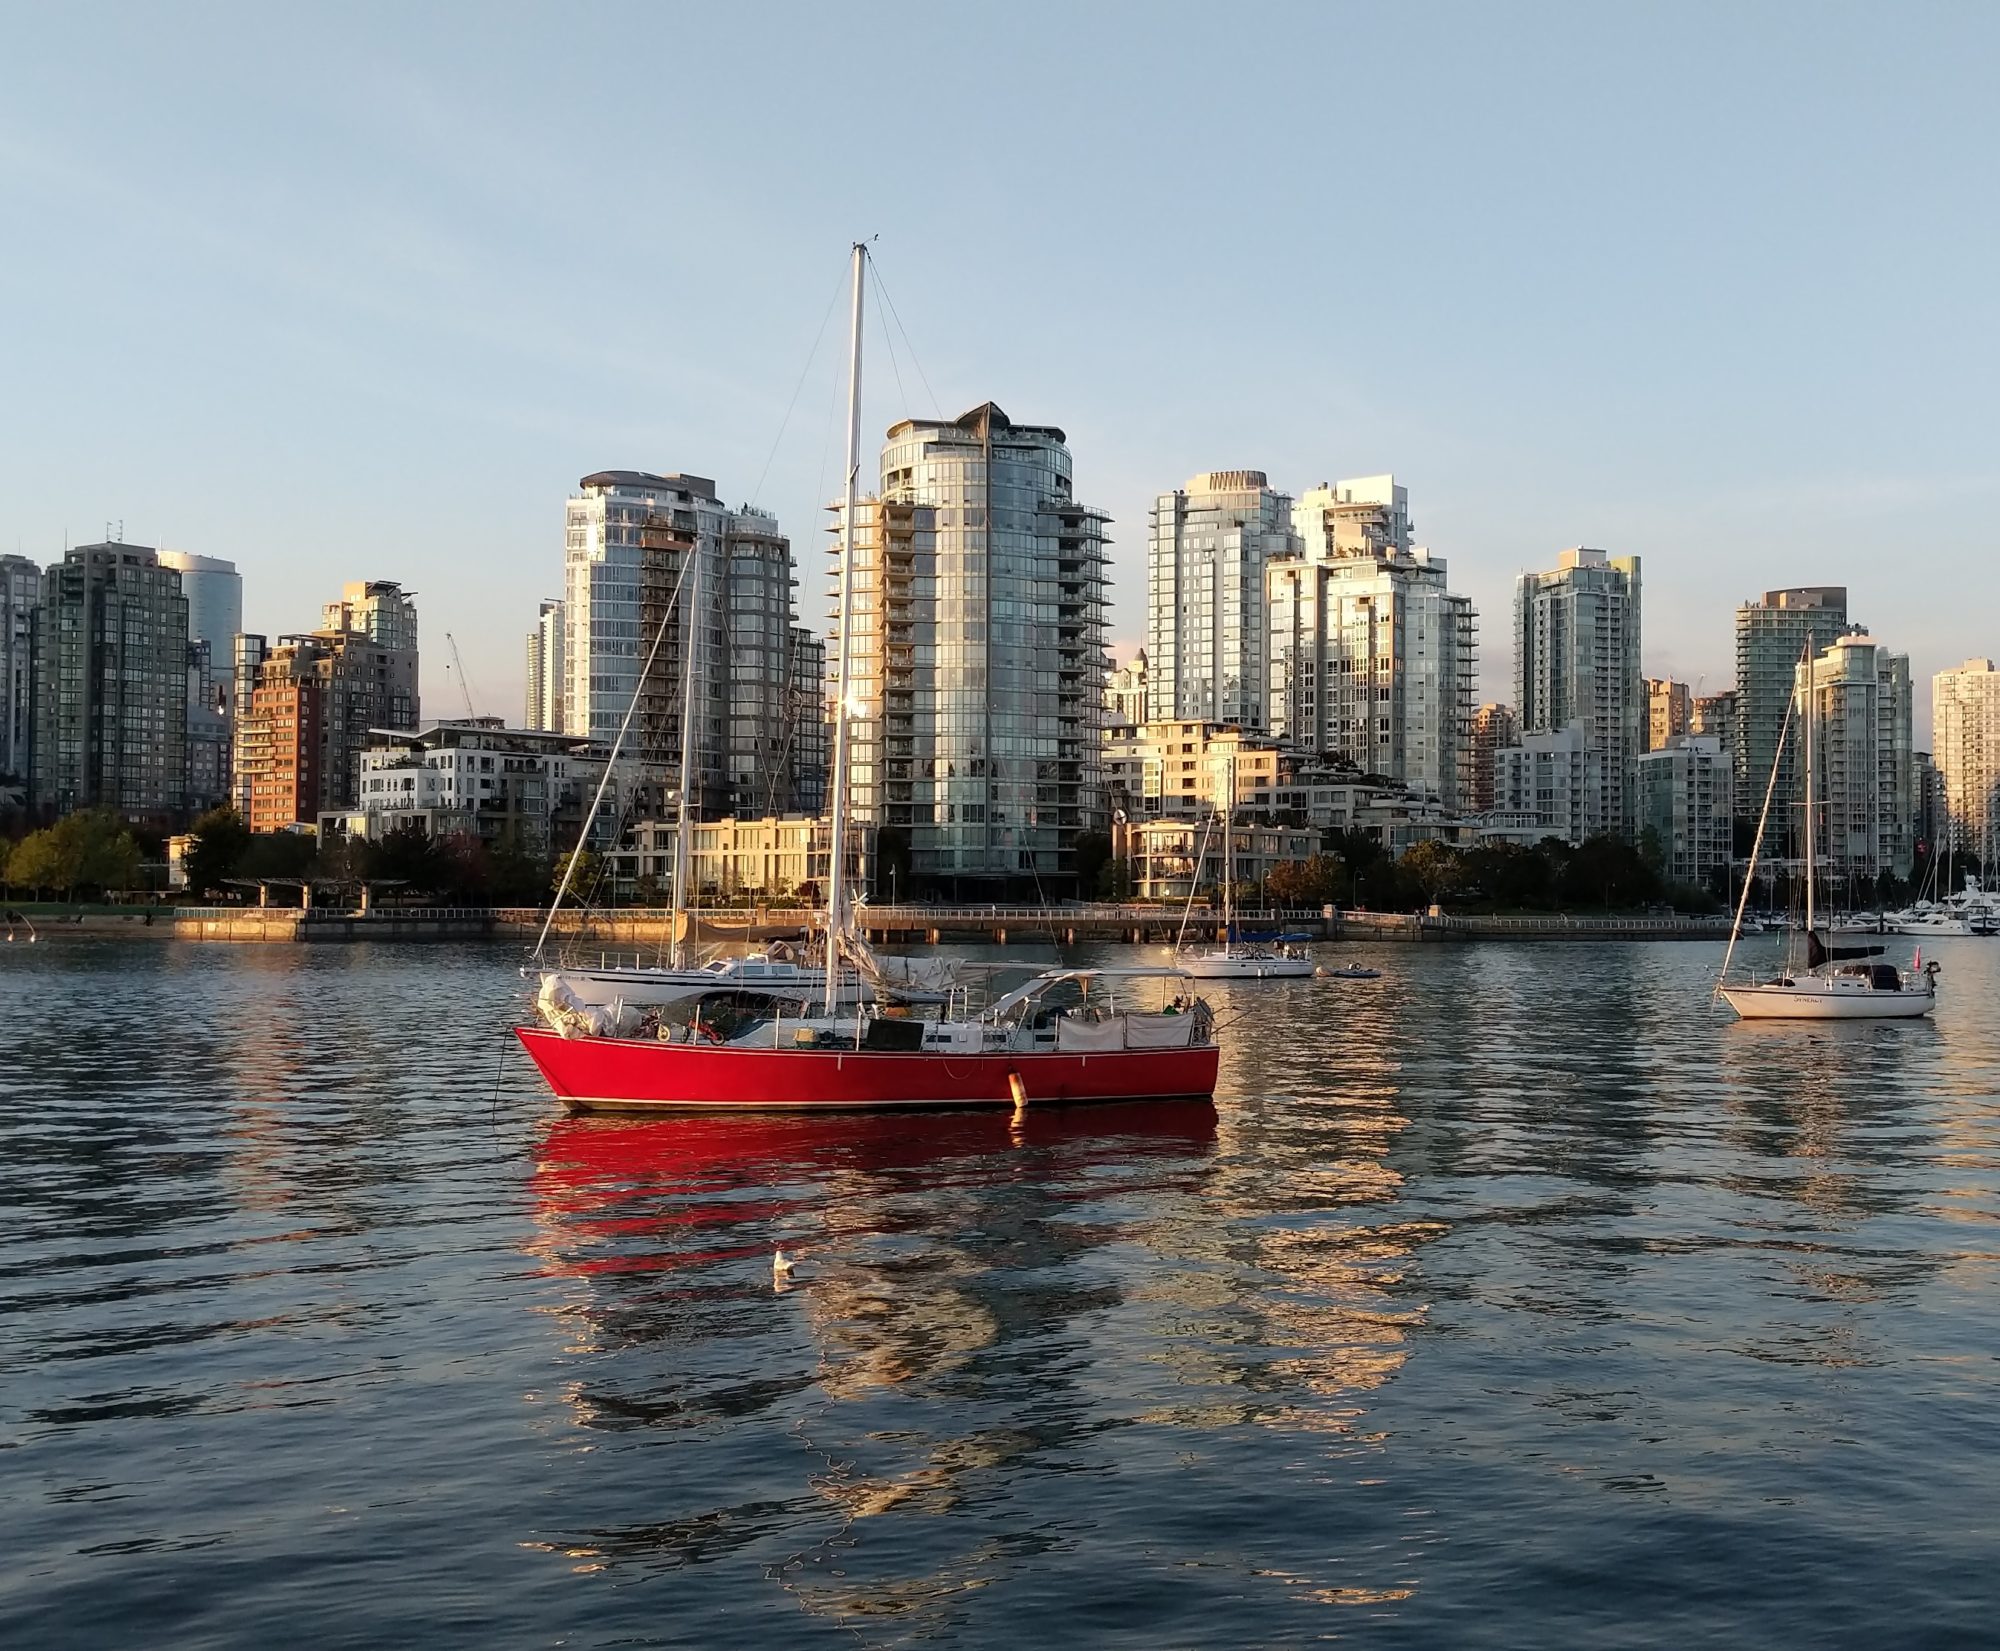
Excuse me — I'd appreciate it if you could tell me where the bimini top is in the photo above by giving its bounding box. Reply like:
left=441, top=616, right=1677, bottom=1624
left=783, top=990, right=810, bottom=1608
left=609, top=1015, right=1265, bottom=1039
left=983, top=966, right=1196, bottom=1020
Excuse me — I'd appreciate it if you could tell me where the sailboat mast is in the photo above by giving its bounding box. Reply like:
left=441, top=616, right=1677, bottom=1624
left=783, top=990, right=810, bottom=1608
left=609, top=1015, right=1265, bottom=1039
left=1222, top=761, right=1235, bottom=943
left=823, top=241, right=867, bottom=1017
left=672, top=536, right=699, bottom=967
left=1803, top=642, right=1816, bottom=935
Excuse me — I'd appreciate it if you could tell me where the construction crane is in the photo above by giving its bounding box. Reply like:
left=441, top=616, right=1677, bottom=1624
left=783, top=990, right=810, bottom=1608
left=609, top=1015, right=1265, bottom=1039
left=445, top=632, right=479, bottom=722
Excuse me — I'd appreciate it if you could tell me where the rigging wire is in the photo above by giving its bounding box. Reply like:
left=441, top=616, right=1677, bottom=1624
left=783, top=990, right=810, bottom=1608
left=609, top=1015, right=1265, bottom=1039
left=872, top=263, right=912, bottom=419
left=869, top=255, right=941, bottom=416
left=747, top=260, right=851, bottom=513
left=533, top=547, right=699, bottom=964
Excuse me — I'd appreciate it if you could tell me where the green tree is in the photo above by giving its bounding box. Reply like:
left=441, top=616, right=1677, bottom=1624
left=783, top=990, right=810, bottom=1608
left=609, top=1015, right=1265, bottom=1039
left=1265, top=853, right=1347, bottom=907
left=360, top=821, right=445, bottom=897
left=1458, top=841, right=1555, bottom=910
left=1558, top=833, right=1661, bottom=910
left=5, top=828, right=67, bottom=894
left=53, top=810, right=140, bottom=895
left=1401, top=839, right=1464, bottom=906
left=239, top=830, right=318, bottom=882
left=182, top=806, right=252, bottom=897
left=1071, top=830, right=1113, bottom=900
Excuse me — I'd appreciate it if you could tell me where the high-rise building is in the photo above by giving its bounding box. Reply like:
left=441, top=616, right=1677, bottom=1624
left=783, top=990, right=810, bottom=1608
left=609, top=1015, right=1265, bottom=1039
left=1293, top=475, right=1413, bottom=562
left=1690, top=688, right=1739, bottom=816
left=836, top=403, right=1110, bottom=895
left=1734, top=586, right=1850, bottom=858
left=1514, top=547, right=1642, bottom=839
left=1914, top=750, right=1947, bottom=866
left=30, top=543, right=190, bottom=823
left=1104, top=651, right=1148, bottom=728
left=1469, top=702, right=1519, bottom=812
left=233, top=582, right=420, bottom=832
left=718, top=507, right=799, bottom=816
left=524, top=599, right=564, bottom=732
left=0, top=554, right=38, bottom=785
left=786, top=625, right=828, bottom=817
left=1636, top=734, right=1733, bottom=889
left=567, top=471, right=809, bottom=817
left=156, top=552, right=243, bottom=670
left=565, top=470, right=715, bottom=744
left=323, top=580, right=419, bottom=654
left=1931, top=658, right=2000, bottom=865
left=1145, top=471, right=1299, bottom=728
left=155, top=552, right=242, bottom=812
left=1645, top=677, right=1691, bottom=750
left=1798, top=632, right=1914, bottom=883
left=1267, top=479, right=1476, bottom=806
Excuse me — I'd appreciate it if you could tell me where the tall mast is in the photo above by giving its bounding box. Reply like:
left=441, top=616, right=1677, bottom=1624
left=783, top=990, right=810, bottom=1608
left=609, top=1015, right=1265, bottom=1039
left=1222, top=759, right=1234, bottom=944
left=672, top=536, right=699, bottom=967
left=1803, top=641, right=1816, bottom=935
left=823, top=242, right=866, bottom=1016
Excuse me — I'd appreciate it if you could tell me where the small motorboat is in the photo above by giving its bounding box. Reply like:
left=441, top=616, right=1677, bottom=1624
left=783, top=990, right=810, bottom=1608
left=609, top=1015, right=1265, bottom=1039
left=1320, top=964, right=1381, bottom=981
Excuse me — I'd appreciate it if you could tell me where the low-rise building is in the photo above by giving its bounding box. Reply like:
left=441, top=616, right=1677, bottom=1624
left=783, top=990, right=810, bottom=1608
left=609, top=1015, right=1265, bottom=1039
left=318, top=720, right=620, bottom=855
left=1126, top=817, right=1319, bottom=902
left=611, top=814, right=875, bottom=904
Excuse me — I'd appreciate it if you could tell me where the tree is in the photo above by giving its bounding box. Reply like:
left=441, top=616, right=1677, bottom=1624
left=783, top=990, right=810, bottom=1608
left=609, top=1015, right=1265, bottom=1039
left=238, top=830, right=318, bottom=882
left=1071, top=830, right=1113, bottom=900
left=1096, top=856, right=1136, bottom=901
left=66, top=811, right=141, bottom=894
left=1458, top=842, right=1554, bottom=911
left=5, top=829, right=66, bottom=895
left=1401, top=839, right=1464, bottom=906
left=1265, top=853, right=1347, bottom=907
left=182, top=806, right=252, bottom=898
left=1558, top=833, right=1661, bottom=911
left=360, top=822, right=445, bottom=897
left=872, top=825, right=912, bottom=903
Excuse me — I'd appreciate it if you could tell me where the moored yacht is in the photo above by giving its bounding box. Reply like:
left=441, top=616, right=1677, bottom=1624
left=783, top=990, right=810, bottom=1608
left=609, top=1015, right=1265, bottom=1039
left=1718, top=644, right=1938, bottom=1021
left=513, top=243, right=1224, bottom=1116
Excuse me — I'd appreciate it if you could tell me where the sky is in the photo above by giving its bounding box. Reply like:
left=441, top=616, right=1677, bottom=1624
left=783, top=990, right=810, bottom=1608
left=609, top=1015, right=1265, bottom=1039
left=2, top=2, right=1996, bottom=741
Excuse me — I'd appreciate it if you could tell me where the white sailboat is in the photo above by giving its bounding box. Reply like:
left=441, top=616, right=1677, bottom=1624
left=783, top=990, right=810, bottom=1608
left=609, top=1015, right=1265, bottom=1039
left=1719, top=648, right=1938, bottom=1020
left=1181, top=775, right=1314, bottom=981
left=530, top=459, right=885, bottom=1030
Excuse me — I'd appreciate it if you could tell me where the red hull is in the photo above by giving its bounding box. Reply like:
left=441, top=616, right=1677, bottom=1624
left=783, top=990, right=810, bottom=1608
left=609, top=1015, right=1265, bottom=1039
left=513, top=1026, right=1220, bottom=1113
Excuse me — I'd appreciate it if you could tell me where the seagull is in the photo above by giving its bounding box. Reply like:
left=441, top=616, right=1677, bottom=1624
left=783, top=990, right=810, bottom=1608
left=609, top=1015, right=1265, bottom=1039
left=773, top=1248, right=798, bottom=1281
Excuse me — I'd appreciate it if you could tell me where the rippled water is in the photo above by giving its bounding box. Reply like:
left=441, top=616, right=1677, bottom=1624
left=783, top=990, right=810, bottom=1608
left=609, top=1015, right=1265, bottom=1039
left=6, top=935, right=2000, bottom=1646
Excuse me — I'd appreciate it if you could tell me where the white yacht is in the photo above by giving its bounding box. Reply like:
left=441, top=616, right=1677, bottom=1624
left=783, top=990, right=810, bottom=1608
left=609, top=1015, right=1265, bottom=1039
left=1179, top=790, right=1315, bottom=981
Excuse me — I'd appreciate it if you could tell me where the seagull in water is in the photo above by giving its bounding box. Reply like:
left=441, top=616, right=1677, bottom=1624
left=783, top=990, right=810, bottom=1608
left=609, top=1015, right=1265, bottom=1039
left=772, top=1248, right=798, bottom=1282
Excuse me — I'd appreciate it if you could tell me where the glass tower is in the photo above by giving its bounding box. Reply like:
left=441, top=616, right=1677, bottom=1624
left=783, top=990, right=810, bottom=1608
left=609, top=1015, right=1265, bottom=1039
left=1733, top=587, right=1850, bottom=858
left=31, top=543, right=190, bottom=823
left=1514, top=547, right=1643, bottom=839
left=1145, top=471, right=1299, bottom=728
left=0, top=553, right=38, bottom=785
left=1933, top=658, right=2000, bottom=865
left=838, top=403, right=1109, bottom=895
left=1799, top=633, right=1914, bottom=883
left=1267, top=479, right=1476, bottom=806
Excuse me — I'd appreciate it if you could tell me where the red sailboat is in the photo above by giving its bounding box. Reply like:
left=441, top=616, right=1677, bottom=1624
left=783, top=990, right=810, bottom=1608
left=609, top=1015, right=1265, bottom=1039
left=514, top=243, right=1221, bottom=1116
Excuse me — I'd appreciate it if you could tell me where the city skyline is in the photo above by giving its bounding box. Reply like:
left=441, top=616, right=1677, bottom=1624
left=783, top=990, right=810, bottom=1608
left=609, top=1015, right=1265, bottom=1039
left=2, top=5, right=1994, bottom=741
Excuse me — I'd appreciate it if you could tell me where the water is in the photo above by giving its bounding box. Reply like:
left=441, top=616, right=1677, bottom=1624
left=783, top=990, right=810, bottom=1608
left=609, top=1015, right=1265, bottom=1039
left=6, top=937, right=2000, bottom=1647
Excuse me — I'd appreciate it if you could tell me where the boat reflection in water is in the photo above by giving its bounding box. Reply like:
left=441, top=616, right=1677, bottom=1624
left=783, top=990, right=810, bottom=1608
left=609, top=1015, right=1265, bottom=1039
left=523, top=1102, right=1223, bottom=1620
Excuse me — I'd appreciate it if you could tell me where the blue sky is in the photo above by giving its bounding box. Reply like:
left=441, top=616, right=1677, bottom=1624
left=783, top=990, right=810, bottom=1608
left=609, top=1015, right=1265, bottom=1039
left=2, top=2, right=1994, bottom=737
